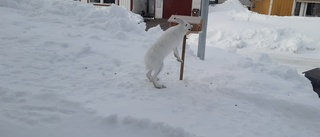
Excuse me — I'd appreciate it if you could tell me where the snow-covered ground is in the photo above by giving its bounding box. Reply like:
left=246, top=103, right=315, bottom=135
left=0, top=0, right=319, bottom=137
left=189, top=0, right=320, bottom=73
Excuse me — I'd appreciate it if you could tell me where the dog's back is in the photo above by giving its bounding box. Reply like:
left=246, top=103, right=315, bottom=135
left=144, top=26, right=182, bottom=68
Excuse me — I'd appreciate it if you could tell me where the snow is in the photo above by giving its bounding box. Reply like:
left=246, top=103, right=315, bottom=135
left=189, top=0, right=320, bottom=72
left=0, top=0, right=319, bottom=137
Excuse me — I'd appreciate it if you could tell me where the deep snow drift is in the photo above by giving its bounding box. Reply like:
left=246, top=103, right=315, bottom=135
left=0, top=0, right=319, bottom=137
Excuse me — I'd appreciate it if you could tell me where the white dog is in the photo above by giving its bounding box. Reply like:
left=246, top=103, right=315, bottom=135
left=144, top=17, right=192, bottom=89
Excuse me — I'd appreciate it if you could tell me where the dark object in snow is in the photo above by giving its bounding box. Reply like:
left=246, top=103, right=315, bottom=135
left=303, top=68, right=320, bottom=98
left=209, top=0, right=218, bottom=4
left=192, top=9, right=200, bottom=16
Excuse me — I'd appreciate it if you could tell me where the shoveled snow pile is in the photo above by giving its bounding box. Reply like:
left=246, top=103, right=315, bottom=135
left=190, top=0, right=320, bottom=54
left=0, top=0, right=319, bottom=137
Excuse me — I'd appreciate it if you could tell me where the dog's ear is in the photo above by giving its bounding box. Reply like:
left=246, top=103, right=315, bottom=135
left=174, top=17, right=185, bottom=24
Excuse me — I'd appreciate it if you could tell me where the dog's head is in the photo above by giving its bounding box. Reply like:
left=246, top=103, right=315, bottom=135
left=174, top=17, right=193, bottom=31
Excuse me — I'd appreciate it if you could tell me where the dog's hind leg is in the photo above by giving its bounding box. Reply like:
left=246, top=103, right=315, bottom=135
left=151, top=62, right=166, bottom=89
left=147, top=68, right=160, bottom=81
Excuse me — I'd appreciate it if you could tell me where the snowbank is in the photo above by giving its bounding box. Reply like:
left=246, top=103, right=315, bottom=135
left=190, top=0, right=320, bottom=54
left=1, top=110, right=196, bottom=137
left=0, top=0, right=144, bottom=32
left=1, top=0, right=320, bottom=137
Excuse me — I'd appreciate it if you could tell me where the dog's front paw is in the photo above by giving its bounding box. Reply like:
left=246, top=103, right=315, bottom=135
left=177, top=59, right=183, bottom=63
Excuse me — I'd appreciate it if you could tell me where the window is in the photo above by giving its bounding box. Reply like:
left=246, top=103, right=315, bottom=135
left=294, top=2, right=320, bottom=16
left=89, top=0, right=115, bottom=4
left=89, top=0, right=100, bottom=3
left=103, top=0, right=115, bottom=3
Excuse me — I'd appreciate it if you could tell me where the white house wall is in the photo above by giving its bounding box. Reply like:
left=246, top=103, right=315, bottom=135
left=119, top=0, right=131, bottom=11
left=155, top=0, right=163, bottom=18
left=192, top=0, right=201, bottom=10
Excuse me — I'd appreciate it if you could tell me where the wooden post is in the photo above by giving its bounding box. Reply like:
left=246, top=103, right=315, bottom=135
left=179, top=35, right=187, bottom=80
